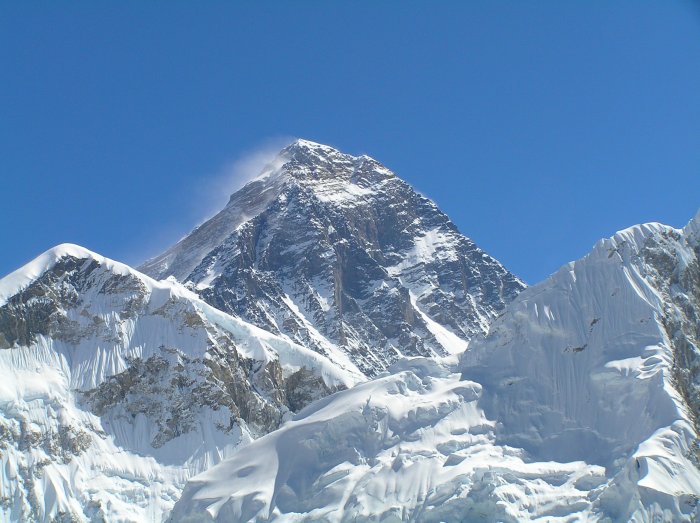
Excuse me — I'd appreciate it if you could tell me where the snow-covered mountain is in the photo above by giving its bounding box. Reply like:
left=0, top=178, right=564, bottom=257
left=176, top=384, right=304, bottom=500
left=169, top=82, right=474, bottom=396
left=0, top=244, right=362, bottom=522
left=3, top=137, right=698, bottom=522
left=169, top=211, right=700, bottom=522
left=141, top=139, right=525, bottom=376
left=0, top=140, right=527, bottom=522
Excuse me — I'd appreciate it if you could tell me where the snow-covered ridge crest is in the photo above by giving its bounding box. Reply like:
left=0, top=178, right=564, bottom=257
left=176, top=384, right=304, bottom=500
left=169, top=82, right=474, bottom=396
left=0, top=243, right=134, bottom=307
left=461, top=211, right=700, bottom=519
left=0, top=243, right=362, bottom=521
left=0, top=243, right=361, bottom=386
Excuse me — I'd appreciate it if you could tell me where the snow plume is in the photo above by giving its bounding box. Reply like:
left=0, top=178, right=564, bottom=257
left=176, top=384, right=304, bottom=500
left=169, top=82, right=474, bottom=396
left=129, top=137, right=294, bottom=270
left=196, top=136, right=295, bottom=222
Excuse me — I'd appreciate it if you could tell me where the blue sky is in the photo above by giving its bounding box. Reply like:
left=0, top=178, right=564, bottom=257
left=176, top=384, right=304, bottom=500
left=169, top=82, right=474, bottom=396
left=1, top=2, right=699, bottom=284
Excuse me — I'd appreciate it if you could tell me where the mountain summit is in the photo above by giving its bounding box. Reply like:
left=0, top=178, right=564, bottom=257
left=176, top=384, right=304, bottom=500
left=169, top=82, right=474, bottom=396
left=141, top=140, right=525, bottom=376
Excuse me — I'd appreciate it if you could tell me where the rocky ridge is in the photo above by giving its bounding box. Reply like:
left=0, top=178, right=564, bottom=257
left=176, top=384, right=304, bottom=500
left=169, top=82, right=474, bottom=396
left=141, top=139, right=525, bottom=376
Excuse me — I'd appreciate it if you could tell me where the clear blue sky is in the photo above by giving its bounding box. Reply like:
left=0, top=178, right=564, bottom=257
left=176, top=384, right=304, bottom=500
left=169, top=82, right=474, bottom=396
left=1, top=2, right=699, bottom=284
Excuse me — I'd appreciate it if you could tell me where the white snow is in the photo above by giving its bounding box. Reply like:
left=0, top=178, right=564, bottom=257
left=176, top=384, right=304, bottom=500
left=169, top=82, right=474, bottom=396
left=409, top=291, right=468, bottom=355
left=387, top=228, right=460, bottom=277
left=170, top=358, right=606, bottom=522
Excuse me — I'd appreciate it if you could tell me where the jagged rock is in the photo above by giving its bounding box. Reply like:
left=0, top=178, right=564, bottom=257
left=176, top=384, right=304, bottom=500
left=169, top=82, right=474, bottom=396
left=0, top=140, right=526, bottom=522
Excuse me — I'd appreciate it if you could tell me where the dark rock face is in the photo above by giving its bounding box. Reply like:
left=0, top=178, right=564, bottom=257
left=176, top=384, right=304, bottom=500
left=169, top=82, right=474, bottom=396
left=81, top=346, right=286, bottom=448
left=0, top=257, right=147, bottom=349
left=81, top=343, right=337, bottom=450
left=1, top=253, right=339, bottom=454
left=141, top=140, right=525, bottom=376
left=641, top=230, right=700, bottom=458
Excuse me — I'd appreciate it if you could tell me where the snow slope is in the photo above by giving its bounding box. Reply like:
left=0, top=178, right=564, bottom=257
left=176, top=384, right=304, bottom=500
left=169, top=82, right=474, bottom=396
left=169, top=211, right=700, bottom=522
left=0, top=244, right=362, bottom=522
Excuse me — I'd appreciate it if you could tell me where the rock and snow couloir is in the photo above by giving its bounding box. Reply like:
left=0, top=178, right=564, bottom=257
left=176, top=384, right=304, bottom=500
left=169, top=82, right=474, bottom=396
left=169, top=211, right=700, bottom=522
left=140, top=139, right=525, bottom=377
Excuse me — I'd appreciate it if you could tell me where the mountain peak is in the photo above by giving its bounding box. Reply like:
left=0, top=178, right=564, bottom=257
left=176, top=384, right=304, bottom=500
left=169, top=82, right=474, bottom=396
left=276, top=139, right=349, bottom=167
left=0, top=243, right=361, bottom=521
left=283, top=138, right=338, bottom=153
left=684, top=207, right=700, bottom=245
left=233, top=139, right=391, bottom=193
left=273, top=139, right=395, bottom=190
left=0, top=243, right=120, bottom=307
left=138, top=141, right=399, bottom=283
left=141, top=140, right=524, bottom=376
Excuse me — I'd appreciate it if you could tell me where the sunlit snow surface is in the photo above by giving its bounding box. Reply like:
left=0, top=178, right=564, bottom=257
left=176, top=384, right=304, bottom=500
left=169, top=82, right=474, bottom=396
left=170, top=212, right=700, bottom=522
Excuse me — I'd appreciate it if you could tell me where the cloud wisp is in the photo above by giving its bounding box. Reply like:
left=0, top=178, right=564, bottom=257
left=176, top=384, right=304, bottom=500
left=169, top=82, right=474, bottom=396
left=195, top=136, right=295, bottom=223
left=125, top=136, right=295, bottom=269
